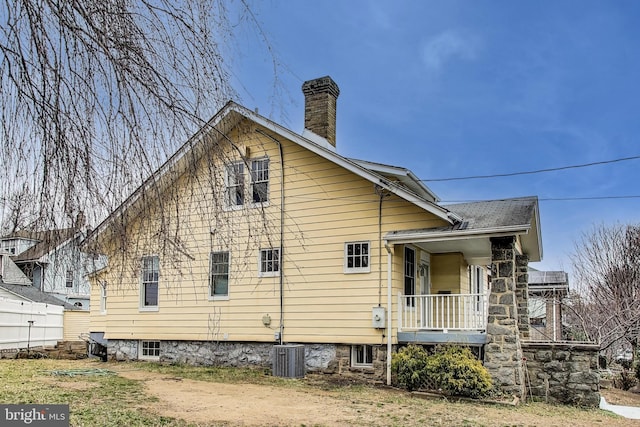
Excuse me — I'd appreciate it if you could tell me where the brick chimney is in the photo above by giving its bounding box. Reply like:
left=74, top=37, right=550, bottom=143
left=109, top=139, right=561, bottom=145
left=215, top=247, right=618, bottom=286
left=302, top=76, right=340, bottom=147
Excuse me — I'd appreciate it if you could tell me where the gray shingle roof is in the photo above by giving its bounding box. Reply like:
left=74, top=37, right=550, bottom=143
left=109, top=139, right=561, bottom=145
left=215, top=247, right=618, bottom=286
left=528, top=270, right=568, bottom=285
left=0, top=284, right=76, bottom=309
left=11, top=228, right=76, bottom=262
left=444, top=197, right=538, bottom=231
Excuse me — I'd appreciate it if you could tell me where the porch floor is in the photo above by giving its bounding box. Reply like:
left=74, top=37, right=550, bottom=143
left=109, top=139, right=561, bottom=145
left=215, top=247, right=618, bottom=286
left=397, top=330, right=487, bottom=345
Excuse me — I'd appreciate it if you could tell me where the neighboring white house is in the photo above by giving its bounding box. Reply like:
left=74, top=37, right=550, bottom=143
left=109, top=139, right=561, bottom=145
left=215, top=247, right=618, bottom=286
left=0, top=250, right=32, bottom=287
left=528, top=269, right=569, bottom=342
left=1, top=228, right=105, bottom=310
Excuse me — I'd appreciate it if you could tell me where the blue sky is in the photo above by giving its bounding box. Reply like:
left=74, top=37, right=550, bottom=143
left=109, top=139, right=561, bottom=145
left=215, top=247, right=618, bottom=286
left=232, top=0, right=640, bottom=273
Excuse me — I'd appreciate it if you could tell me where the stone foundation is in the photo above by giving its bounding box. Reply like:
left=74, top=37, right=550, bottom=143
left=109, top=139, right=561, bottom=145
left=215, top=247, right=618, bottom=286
left=107, top=339, right=387, bottom=383
left=521, top=341, right=600, bottom=407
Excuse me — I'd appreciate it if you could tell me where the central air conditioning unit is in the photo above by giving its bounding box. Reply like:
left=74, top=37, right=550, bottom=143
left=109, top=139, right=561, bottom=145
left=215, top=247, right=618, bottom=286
left=272, top=344, right=305, bottom=378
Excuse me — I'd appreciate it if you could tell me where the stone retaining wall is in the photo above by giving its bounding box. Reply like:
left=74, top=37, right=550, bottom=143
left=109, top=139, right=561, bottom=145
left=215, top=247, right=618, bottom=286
left=521, top=341, right=600, bottom=407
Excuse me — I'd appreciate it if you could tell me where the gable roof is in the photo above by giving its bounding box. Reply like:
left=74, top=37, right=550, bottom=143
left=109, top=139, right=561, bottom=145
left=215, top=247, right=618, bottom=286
left=11, top=228, right=76, bottom=263
left=86, top=101, right=458, bottom=243
left=385, top=197, right=542, bottom=262
left=0, top=283, right=76, bottom=309
left=348, top=158, right=441, bottom=204
left=0, top=253, right=32, bottom=285
left=528, top=270, right=568, bottom=285
left=528, top=270, right=569, bottom=295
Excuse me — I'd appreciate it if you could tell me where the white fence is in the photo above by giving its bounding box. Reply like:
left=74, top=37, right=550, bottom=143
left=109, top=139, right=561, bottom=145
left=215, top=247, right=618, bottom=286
left=398, top=293, right=487, bottom=332
left=0, top=297, right=64, bottom=350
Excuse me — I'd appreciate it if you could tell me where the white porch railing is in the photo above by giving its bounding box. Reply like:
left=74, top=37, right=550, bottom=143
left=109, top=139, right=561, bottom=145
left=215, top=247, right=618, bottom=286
left=398, top=293, right=488, bottom=332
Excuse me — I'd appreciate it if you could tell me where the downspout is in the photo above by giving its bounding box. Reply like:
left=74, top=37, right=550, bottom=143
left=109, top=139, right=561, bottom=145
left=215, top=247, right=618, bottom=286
left=384, top=241, right=393, bottom=386
left=256, top=129, right=285, bottom=344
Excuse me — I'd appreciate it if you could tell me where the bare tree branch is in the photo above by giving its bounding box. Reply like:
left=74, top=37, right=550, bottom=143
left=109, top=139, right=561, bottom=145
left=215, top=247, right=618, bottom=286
left=0, top=0, right=281, bottom=233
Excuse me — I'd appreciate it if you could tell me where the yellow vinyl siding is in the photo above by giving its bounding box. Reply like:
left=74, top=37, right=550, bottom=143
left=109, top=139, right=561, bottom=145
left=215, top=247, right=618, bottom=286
left=89, top=123, right=450, bottom=345
left=63, top=310, right=90, bottom=341
left=430, top=253, right=468, bottom=294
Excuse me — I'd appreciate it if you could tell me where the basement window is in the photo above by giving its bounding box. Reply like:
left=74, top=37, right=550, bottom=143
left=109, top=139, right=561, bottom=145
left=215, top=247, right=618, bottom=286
left=139, top=340, right=160, bottom=360
left=351, top=345, right=374, bottom=368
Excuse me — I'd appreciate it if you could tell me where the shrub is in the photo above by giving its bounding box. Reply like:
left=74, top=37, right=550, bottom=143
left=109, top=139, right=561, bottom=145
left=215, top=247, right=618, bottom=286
left=392, top=344, right=493, bottom=398
left=635, top=362, right=640, bottom=382
left=613, top=370, right=637, bottom=391
left=425, top=345, right=493, bottom=398
left=391, top=344, right=430, bottom=391
left=619, top=359, right=633, bottom=370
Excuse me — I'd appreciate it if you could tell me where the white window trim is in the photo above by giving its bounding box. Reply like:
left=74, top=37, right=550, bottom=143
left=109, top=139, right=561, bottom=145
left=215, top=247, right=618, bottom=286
left=65, top=269, right=74, bottom=288
left=404, top=246, right=417, bottom=308
left=99, top=281, right=107, bottom=315
left=224, top=161, right=245, bottom=210
left=209, top=251, right=231, bottom=301
left=138, top=340, right=161, bottom=361
left=351, top=344, right=374, bottom=368
left=250, top=157, right=270, bottom=207
left=258, top=248, right=280, bottom=277
left=139, top=255, right=160, bottom=312
left=344, top=241, right=371, bottom=274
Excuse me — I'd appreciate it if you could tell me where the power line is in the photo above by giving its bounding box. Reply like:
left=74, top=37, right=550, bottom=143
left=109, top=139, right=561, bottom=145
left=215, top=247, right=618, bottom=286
left=441, top=195, right=640, bottom=203
left=421, top=154, right=640, bottom=182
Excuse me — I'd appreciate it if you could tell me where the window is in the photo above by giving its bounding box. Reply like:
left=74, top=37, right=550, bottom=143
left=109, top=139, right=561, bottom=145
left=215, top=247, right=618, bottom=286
left=141, top=256, right=159, bottom=308
left=100, top=282, right=107, bottom=314
left=345, top=242, right=370, bottom=273
left=140, top=340, right=160, bottom=359
left=251, top=158, right=269, bottom=203
left=210, top=252, right=230, bottom=299
left=404, top=247, right=416, bottom=306
left=351, top=345, right=373, bottom=367
left=1, top=240, right=16, bottom=254
left=65, top=270, right=73, bottom=288
left=259, top=248, right=280, bottom=277
left=470, top=265, right=484, bottom=311
left=225, top=162, right=245, bottom=206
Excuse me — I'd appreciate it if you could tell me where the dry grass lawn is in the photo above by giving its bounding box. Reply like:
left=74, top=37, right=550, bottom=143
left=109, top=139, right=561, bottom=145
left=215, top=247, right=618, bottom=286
left=1, top=358, right=638, bottom=426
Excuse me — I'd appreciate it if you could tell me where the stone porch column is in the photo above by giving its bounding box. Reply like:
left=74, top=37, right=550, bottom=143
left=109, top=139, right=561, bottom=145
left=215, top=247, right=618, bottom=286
left=515, top=254, right=530, bottom=339
left=484, top=236, right=525, bottom=397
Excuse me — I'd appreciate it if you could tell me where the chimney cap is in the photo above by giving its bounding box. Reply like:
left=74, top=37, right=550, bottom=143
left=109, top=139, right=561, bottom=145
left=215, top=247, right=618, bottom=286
left=302, top=76, right=340, bottom=98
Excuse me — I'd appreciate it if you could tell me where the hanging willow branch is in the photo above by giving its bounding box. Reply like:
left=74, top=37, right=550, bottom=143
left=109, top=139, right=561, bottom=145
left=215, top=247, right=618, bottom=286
left=0, top=0, right=279, bottom=233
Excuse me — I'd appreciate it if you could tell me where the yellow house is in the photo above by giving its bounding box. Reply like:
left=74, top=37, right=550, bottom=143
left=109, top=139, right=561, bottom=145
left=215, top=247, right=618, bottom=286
left=86, top=76, right=542, bottom=395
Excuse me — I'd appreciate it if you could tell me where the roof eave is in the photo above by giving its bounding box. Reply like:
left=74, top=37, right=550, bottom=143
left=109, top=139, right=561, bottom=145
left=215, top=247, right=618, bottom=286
left=385, top=225, right=532, bottom=244
left=234, top=105, right=454, bottom=224
left=87, top=101, right=456, bottom=245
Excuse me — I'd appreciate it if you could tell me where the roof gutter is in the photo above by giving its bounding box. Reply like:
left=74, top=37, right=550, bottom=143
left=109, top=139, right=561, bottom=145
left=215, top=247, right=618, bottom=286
left=384, top=225, right=531, bottom=244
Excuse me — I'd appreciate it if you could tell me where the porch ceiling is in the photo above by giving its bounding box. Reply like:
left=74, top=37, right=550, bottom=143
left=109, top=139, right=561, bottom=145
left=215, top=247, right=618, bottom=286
left=413, top=237, right=491, bottom=265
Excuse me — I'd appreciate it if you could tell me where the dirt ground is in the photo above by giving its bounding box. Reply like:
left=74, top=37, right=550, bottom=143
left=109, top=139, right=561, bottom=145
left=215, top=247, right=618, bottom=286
left=108, top=365, right=640, bottom=427
left=115, top=367, right=380, bottom=426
